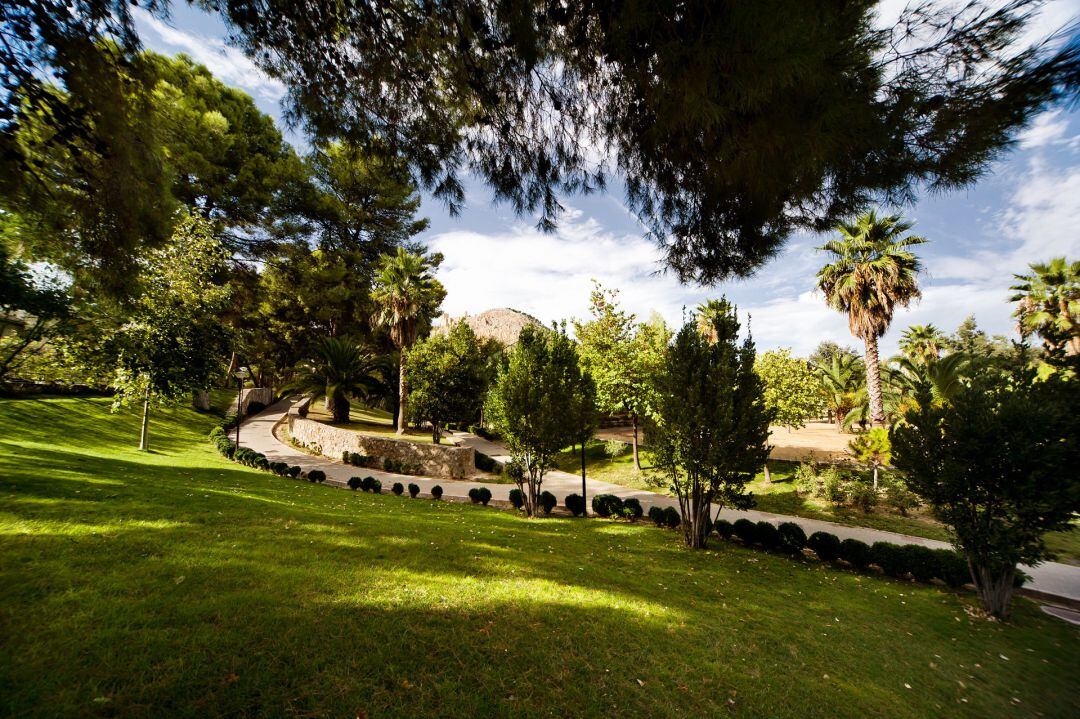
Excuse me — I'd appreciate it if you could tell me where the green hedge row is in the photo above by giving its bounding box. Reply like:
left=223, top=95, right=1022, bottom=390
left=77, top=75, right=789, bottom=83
left=209, top=425, right=304, bottom=481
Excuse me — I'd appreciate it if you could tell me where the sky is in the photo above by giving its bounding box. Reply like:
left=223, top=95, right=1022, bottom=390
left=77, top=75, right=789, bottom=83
left=135, top=2, right=1080, bottom=357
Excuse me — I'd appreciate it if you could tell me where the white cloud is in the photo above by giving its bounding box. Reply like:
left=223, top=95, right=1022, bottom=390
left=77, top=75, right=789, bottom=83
left=134, top=9, right=286, bottom=102
left=1018, top=111, right=1070, bottom=149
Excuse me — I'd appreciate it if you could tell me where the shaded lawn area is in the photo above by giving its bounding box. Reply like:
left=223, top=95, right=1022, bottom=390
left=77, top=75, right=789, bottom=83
left=561, top=440, right=1080, bottom=564
left=1, top=398, right=1078, bottom=718
left=305, top=401, right=454, bottom=445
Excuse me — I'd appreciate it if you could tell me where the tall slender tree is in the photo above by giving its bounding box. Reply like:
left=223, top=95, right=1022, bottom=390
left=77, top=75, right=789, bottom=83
left=371, top=248, right=445, bottom=434
left=817, top=211, right=926, bottom=427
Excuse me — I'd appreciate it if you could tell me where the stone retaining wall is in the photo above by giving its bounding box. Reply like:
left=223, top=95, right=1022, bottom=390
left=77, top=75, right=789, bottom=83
left=287, top=414, right=475, bottom=479
left=236, top=387, right=275, bottom=416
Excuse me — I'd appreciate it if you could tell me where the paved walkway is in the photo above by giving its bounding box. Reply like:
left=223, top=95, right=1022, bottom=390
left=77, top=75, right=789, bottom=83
left=240, top=398, right=1080, bottom=604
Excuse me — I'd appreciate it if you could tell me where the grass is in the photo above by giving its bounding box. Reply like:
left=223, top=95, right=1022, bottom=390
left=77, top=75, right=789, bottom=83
left=559, top=440, right=1080, bottom=564
left=305, top=401, right=454, bottom=445
left=2, top=397, right=1078, bottom=718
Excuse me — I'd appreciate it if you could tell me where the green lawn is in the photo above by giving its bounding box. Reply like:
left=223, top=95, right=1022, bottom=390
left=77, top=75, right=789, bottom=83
left=2, top=397, right=1078, bottom=718
left=561, top=440, right=1080, bottom=564
left=306, top=401, right=454, bottom=445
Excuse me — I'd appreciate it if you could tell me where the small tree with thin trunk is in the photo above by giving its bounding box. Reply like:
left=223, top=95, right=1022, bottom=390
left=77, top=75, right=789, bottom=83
left=485, top=324, right=580, bottom=517
left=647, top=300, right=771, bottom=548
left=890, top=361, right=1080, bottom=619
left=847, top=427, right=890, bottom=491
left=817, top=211, right=925, bottom=427
left=405, top=320, right=487, bottom=443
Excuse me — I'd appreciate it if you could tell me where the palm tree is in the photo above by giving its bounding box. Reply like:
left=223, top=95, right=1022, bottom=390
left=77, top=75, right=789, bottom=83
left=899, top=324, right=947, bottom=363
left=371, top=248, right=444, bottom=434
left=289, top=337, right=381, bottom=423
left=817, top=211, right=926, bottom=428
left=695, top=299, right=727, bottom=344
left=889, top=352, right=969, bottom=416
left=1010, top=257, right=1079, bottom=359
left=816, top=352, right=864, bottom=431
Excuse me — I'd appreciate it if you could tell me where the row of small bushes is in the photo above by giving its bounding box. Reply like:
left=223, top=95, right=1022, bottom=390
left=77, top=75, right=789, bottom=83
left=712, top=517, right=973, bottom=587
left=507, top=488, right=558, bottom=514
left=209, top=425, right=323, bottom=482
left=342, top=451, right=423, bottom=476
left=592, top=494, right=644, bottom=520
left=347, top=476, right=447, bottom=500
left=794, top=461, right=919, bottom=516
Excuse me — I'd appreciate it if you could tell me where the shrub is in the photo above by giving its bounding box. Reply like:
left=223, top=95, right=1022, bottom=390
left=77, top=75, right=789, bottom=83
left=848, top=481, right=878, bottom=513
left=934, top=550, right=971, bottom=588
left=871, top=541, right=907, bottom=578
left=431, top=485, right=443, bottom=500
left=287, top=465, right=301, bottom=479
left=807, top=531, right=841, bottom=561
left=794, top=461, right=820, bottom=496
left=508, top=488, right=525, bottom=509
left=221, top=412, right=239, bottom=430
left=777, top=522, right=807, bottom=554
left=662, top=506, right=681, bottom=528
left=347, top=476, right=363, bottom=490
left=755, top=521, right=780, bottom=549
left=391, top=482, right=404, bottom=496
left=839, top=538, right=872, bottom=569
left=621, top=497, right=643, bottom=520
left=902, top=545, right=940, bottom=583
left=821, top=467, right=847, bottom=505
left=209, top=426, right=226, bottom=441
left=342, top=450, right=351, bottom=463
left=715, top=519, right=734, bottom=540
left=307, top=469, right=326, bottom=483
left=564, top=493, right=586, bottom=517
left=538, top=491, right=557, bottom=514
left=369, top=478, right=382, bottom=494
left=732, top=518, right=757, bottom=544
left=648, top=506, right=665, bottom=527
left=383, top=457, right=398, bottom=473
left=408, top=483, right=420, bottom=498
left=882, top=478, right=919, bottom=516
left=253, top=456, right=270, bottom=471
left=604, top=439, right=628, bottom=458
left=475, top=452, right=499, bottom=473
left=591, top=493, right=624, bottom=518
left=476, top=487, right=492, bottom=506
left=468, top=487, right=483, bottom=503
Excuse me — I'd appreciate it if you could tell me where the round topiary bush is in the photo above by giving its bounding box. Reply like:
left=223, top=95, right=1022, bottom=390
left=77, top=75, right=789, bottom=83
left=391, top=482, right=404, bottom=496
left=431, top=485, right=443, bottom=500
left=839, top=538, right=872, bottom=569
left=288, top=465, right=302, bottom=479
left=871, top=541, right=907, bottom=577
left=347, top=476, right=362, bottom=490
left=508, top=488, right=525, bottom=509
left=807, top=531, right=841, bottom=561
left=648, top=505, right=665, bottom=526
left=732, top=518, right=757, bottom=544
left=934, top=549, right=970, bottom=588
left=476, top=487, right=492, bottom=506
left=591, top=494, right=624, bottom=518
left=662, top=506, right=681, bottom=528
left=564, top=493, right=586, bottom=516
left=468, top=487, right=483, bottom=504
left=755, top=521, right=781, bottom=549
left=408, top=483, right=420, bottom=498
left=369, top=478, right=382, bottom=494
left=714, top=519, right=734, bottom=540
left=621, top=497, right=643, bottom=520
left=539, top=490, right=557, bottom=515
left=777, top=522, right=808, bottom=554
left=307, top=469, right=326, bottom=483
left=902, top=545, right=939, bottom=583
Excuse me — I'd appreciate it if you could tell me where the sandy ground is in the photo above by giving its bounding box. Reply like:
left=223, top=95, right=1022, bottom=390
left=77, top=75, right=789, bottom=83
left=597, top=421, right=852, bottom=463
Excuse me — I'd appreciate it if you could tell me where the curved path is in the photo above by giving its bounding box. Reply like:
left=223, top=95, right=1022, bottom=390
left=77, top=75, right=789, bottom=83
left=240, top=398, right=1080, bottom=605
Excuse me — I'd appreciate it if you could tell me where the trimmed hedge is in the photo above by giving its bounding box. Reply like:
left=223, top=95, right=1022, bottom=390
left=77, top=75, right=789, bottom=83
left=565, top=493, right=586, bottom=517
left=369, top=478, right=382, bottom=494
left=714, top=519, right=734, bottom=540
left=307, top=469, right=326, bottom=483
left=732, top=518, right=756, bottom=544
left=508, top=488, right=525, bottom=509
left=755, top=521, right=780, bottom=549
left=431, top=485, right=443, bottom=500
left=287, top=465, right=302, bottom=479
left=408, top=483, right=420, bottom=498
left=648, top=506, right=665, bottom=527
left=662, top=506, right=681, bottom=529
left=871, top=541, right=906, bottom=578
left=839, top=538, right=872, bottom=569
left=468, top=487, right=483, bottom=503
left=468, top=487, right=493, bottom=505
left=808, top=531, right=841, bottom=561
left=392, top=482, right=404, bottom=496
left=777, top=522, right=807, bottom=554
left=591, top=494, right=624, bottom=518
left=347, top=476, right=363, bottom=490
left=621, top=497, right=643, bottom=520
left=539, top=491, right=557, bottom=515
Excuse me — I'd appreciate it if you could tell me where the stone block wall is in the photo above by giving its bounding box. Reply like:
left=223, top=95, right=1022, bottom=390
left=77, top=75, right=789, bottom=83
left=287, top=415, right=475, bottom=479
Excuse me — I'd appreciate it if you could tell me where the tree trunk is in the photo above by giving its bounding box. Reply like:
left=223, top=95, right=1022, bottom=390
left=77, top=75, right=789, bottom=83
left=138, top=386, right=151, bottom=451
left=581, top=440, right=588, bottom=517
left=763, top=463, right=772, bottom=483
left=872, top=465, right=879, bottom=492
left=970, top=560, right=1016, bottom=619
left=192, top=389, right=210, bottom=411
left=631, top=414, right=641, bottom=470
left=432, top=421, right=440, bottom=444
left=397, top=351, right=407, bottom=435
left=863, top=333, right=887, bottom=427
left=332, top=393, right=350, bottom=424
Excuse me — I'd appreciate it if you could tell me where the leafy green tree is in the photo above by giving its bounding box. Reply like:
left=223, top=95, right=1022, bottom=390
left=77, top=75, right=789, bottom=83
left=486, top=325, right=582, bottom=517
left=0, top=239, right=71, bottom=379
left=371, top=248, right=446, bottom=434
left=754, top=349, right=823, bottom=481
left=847, top=428, right=891, bottom=491
left=287, top=337, right=382, bottom=423
left=647, top=300, right=771, bottom=548
left=891, top=364, right=1080, bottom=619
left=573, top=283, right=666, bottom=469
left=899, top=324, right=948, bottom=363
left=944, top=315, right=1013, bottom=376
left=817, top=211, right=926, bottom=427
left=406, top=321, right=487, bottom=443
left=1010, top=257, right=1079, bottom=374
left=815, top=352, right=865, bottom=431
left=106, top=212, right=232, bottom=450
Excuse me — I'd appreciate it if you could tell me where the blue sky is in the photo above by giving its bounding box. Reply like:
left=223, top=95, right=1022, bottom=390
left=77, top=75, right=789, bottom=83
left=136, top=2, right=1080, bottom=356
